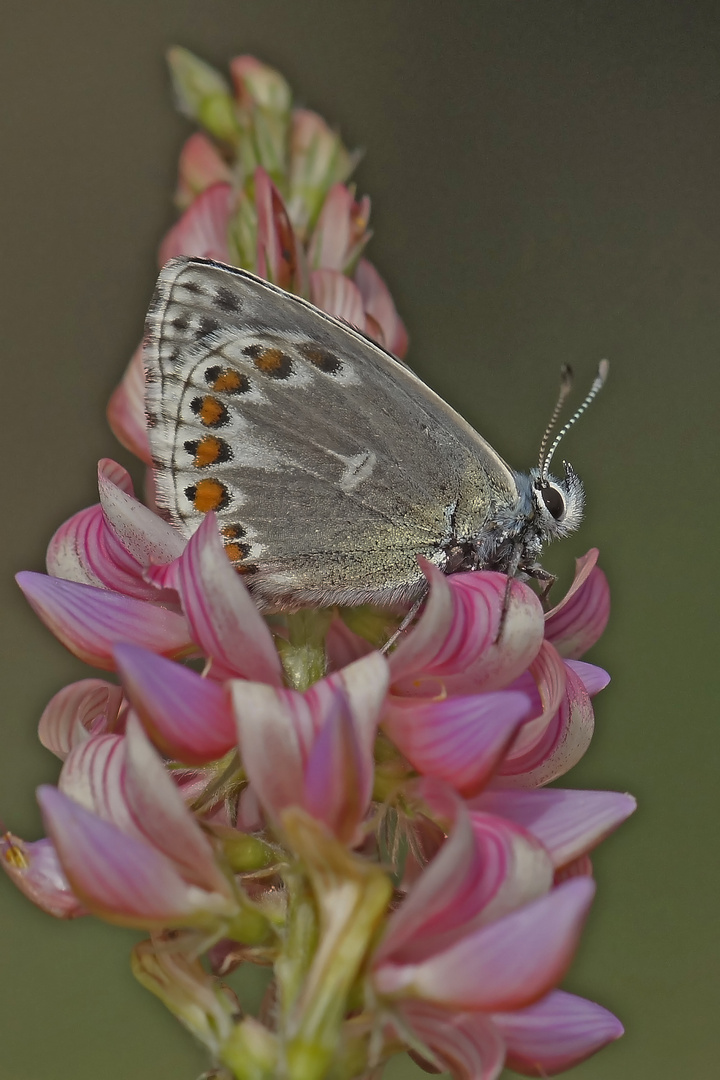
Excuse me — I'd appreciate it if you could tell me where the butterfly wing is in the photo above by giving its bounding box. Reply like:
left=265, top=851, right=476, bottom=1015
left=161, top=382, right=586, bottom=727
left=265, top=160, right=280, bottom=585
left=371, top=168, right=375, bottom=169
left=144, top=257, right=519, bottom=608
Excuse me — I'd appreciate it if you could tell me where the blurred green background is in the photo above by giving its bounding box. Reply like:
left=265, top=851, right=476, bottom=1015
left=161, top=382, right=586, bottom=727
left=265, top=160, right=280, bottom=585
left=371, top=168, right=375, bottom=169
left=0, top=2, right=717, bottom=1077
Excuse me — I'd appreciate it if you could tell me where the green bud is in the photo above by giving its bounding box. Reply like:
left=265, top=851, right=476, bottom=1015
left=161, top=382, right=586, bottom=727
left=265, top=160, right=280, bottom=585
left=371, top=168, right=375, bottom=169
left=168, top=47, right=239, bottom=141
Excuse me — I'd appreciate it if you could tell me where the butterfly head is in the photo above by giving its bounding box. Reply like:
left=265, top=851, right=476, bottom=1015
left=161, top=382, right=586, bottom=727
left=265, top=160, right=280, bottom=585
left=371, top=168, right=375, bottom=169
left=529, top=463, right=585, bottom=541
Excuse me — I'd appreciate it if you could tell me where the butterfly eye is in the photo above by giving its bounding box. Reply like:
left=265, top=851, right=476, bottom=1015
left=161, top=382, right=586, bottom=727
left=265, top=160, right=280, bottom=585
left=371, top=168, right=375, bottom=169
left=540, top=484, right=566, bottom=520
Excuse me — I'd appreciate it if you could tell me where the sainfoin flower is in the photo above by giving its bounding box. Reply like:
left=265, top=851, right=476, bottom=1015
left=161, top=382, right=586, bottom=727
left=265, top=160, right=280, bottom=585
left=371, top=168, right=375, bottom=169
left=3, top=46, right=635, bottom=1080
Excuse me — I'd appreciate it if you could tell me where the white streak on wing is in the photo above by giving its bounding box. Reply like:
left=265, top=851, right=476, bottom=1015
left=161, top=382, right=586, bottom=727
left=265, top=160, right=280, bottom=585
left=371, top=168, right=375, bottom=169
left=337, top=450, right=377, bottom=493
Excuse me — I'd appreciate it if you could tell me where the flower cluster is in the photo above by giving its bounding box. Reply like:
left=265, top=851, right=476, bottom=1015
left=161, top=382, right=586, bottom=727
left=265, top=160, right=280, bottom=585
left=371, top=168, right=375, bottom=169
left=2, top=49, right=634, bottom=1080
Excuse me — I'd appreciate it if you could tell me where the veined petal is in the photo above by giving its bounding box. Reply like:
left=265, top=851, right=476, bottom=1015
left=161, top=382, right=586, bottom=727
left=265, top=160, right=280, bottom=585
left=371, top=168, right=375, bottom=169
left=394, top=1002, right=506, bottom=1080
left=566, top=659, right=609, bottom=697
left=374, top=877, right=595, bottom=1012
left=545, top=551, right=610, bottom=660
left=302, top=704, right=369, bottom=843
left=354, top=258, right=409, bottom=358
left=58, top=734, right=130, bottom=827
left=310, top=268, right=366, bottom=329
left=494, top=989, right=623, bottom=1075
left=470, top=789, right=637, bottom=869
left=114, top=644, right=236, bottom=764
left=122, top=717, right=233, bottom=895
left=176, top=132, right=232, bottom=208
left=1, top=834, right=86, bottom=919
left=159, top=182, right=233, bottom=264
left=37, top=786, right=234, bottom=928
left=46, top=500, right=154, bottom=598
left=308, top=183, right=371, bottom=272
left=38, top=678, right=124, bottom=759
left=496, top=656, right=592, bottom=788
left=16, top=572, right=194, bottom=670
left=390, top=564, right=543, bottom=691
left=98, top=468, right=186, bottom=569
left=255, top=167, right=306, bottom=293
left=174, top=514, right=282, bottom=684
left=383, top=691, right=533, bottom=796
left=106, top=346, right=153, bottom=465
left=232, top=680, right=307, bottom=816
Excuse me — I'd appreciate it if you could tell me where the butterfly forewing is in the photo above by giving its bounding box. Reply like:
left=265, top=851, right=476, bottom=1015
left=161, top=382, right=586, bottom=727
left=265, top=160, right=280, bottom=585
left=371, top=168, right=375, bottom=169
left=144, top=257, right=519, bottom=608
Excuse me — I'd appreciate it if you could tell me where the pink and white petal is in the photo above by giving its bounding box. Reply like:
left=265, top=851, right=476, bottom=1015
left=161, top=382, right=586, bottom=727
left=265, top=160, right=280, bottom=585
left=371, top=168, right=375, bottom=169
left=354, top=258, right=409, bottom=358
left=496, top=657, right=592, bottom=788
left=37, top=786, right=234, bottom=927
left=107, top=346, right=153, bottom=465
left=114, top=644, right=236, bottom=765
left=255, top=167, right=306, bottom=293
left=469, top=789, right=637, bottom=870
left=390, top=564, right=543, bottom=692
left=122, top=717, right=233, bottom=896
left=310, top=269, right=366, bottom=330
left=320, top=651, right=389, bottom=767
left=374, top=810, right=486, bottom=966
left=374, top=877, right=595, bottom=1012
left=554, top=855, right=593, bottom=884
left=395, top=1002, right=506, bottom=1080
left=98, top=469, right=186, bottom=568
left=159, top=182, right=233, bottom=264
left=231, top=681, right=307, bottom=818
left=16, top=573, right=194, bottom=671
left=1, top=834, right=86, bottom=919
left=566, top=659, right=609, bottom=697
left=307, top=183, right=355, bottom=271
left=494, top=989, right=623, bottom=1076
left=545, top=552, right=610, bottom=660
left=58, top=734, right=130, bottom=829
left=303, top=704, right=369, bottom=842
left=325, top=616, right=375, bottom=671
left=175, top=514, right=282, bottom=684
left=38, top=678, right=124, bottom=759
left=383, top=691, right=532, bottom=796
left=176, top=132, right=232, bottom=208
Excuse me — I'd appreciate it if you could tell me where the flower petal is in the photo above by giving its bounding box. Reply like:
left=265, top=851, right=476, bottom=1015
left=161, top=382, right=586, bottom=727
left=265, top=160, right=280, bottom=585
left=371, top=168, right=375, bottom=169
left=354, top=258, right=409, bottom=358
left=310, top=268, right=366, bottom=329
left=394, top=1002, right=506, bottom=1080
left=175, top=132, right=232, bottom=208
left=390, top=564, right=544, bottom=691
left=106, top=345, right=153, bottom=465
left=38, top=678, right=124, bottom=759
left=494, top=989, right=623, bottom=1075
left=374, top=877, right=595, bottom=1012
left=255, top=167, right=306, bottom=293
left=16, top=572, right=193, bottom=670
left=545, top=551, right=610, bottom=660
left=114, top=644, right=236, bottom=764
left=1, top=834, right=86, bottom=919
left=470, top=788, right=637, bottom=870
left=98, top=467, right=186, bottom=568
left=37, top=786, right=233, bottom=927
left=159, top=182, right=233, bottom=264
left=174, top=514, right=282, bottom=684
left=383, top=690, right=533, bottom=796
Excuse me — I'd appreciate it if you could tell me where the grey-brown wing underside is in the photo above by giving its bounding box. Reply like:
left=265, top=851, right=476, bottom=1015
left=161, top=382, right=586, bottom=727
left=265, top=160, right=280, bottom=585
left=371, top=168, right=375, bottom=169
left=144, top=257, right=518, bottom=608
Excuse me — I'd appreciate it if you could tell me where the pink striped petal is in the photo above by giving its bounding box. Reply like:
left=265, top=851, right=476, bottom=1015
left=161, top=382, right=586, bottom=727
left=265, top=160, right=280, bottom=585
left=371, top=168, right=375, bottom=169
left=390, top=564, right=544, bottom=692
left=121, top=717, right=233, bottom=896
left=383, top=690, right=532, bottom=796
left=37, top=786, right=234, bottom=927
left=98, top=469, right=186, bottom=568
left=494, top=989, right=623, bottom=1075
left=58, top=734, right=130, bottom=826
left=374, top=877, right=595, bottom=1012
left=497, top=656, right=592, bottom=788
left=231, top=680, right=306, bottom=817
left=395, top=1003, right=506, bottom=1080
left=302, top=704, right=369, bottom=843
left=159, top=182, right=233, bottom=264
left=38, top=678, right=124, bottom=759
left=309, top=269, right=366, bottom=330
left=114, top=644, right=236, bottom=764
left=174, top=514, right=282, bottom=683
left=308, top=183, right=371, bottom=272
left=45, top=502, right=147, bottom=595
left=1, top=834, right=86, bottom=919
left=470, top=789, right=636, bottom=870
left=175, top=132, right=232, bottom=208
left=545, top=551, right=610, bottom=660
left=16, top=572, right=194, bottom=670
left=106, top=346, right=153, bottom=465
left=566, top=659, right=609, bottom=696
left=354, top=258, right=409, bottom=358
left=255, top=167, right=306, bottom=293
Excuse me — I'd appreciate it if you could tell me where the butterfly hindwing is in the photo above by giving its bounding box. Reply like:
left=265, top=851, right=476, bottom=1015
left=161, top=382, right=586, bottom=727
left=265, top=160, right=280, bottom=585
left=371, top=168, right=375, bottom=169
left=143, top=257, right=519, bottom=608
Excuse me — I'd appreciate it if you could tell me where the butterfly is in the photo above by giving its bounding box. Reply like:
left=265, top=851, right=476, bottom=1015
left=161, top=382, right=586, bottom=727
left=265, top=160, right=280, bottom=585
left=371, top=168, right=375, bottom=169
left=143, top=257, right=606, bottom=611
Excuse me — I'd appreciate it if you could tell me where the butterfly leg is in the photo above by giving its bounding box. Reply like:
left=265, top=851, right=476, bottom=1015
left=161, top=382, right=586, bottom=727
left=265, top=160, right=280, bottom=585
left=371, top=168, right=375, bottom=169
left=381, top=592, right=427, bottom=654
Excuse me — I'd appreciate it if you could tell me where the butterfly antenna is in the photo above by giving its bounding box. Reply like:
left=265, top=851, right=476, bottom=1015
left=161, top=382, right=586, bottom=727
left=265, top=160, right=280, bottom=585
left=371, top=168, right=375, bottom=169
left=537, top=364, right=575, bottom=475
left=541, top=359, right=609, bottom=481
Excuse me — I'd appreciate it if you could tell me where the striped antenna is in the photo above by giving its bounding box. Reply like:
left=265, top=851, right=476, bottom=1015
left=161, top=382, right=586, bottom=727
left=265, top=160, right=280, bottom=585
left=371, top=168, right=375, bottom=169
left=537, top=364, right=574, bottom=475
left=541, top=360, right=609, bottom=481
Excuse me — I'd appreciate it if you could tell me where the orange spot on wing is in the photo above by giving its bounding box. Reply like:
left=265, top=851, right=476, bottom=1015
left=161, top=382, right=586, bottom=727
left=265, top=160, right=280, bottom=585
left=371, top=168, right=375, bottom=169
left=191, top=479, right=230, bottom=513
